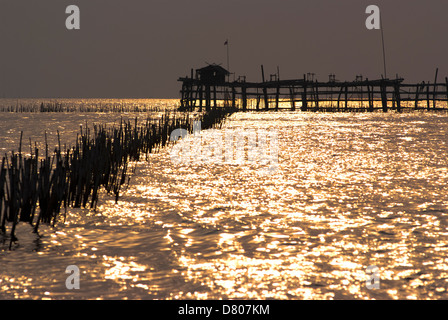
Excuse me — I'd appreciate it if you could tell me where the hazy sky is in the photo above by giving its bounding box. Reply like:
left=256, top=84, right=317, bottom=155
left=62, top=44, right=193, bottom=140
left=0, top=0, right=447, bottom=98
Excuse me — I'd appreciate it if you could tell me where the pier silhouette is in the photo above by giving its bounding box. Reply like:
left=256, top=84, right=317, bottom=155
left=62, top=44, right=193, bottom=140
left=179, top=65, right=448, bottom=112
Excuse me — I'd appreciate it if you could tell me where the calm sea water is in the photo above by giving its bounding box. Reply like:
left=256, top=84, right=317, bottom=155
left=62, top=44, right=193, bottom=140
left=1, top=99, right=448, bottom=299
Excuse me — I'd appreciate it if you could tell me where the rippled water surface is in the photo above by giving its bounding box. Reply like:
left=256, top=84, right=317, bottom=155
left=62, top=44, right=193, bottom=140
left=1, top=103, right=448, bottom=299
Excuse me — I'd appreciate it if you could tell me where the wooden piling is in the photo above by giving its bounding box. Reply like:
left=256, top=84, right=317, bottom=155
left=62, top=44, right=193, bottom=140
left=213, top=86, right=217, bottom=108
left=0, top=157, right=5, bottom=233
left=415, top=83, right=421, bottom=110
left=345, top=85, right=348, bottom=110
left=260, top=65, right=269, bottom=110
left=380, top=81, right=388, bottom=112
left=446, top=77, right=448, bottom=106
left=290, top=86, right=296, bottom=111
left=275, top=85, right=280, bottom=111
left=434, top=68, right=439, bottom=109
left=263, top=87, right=269, bottom=111
left=337, top=85, right=343, bottom=111
left=301, top=75, right=308, bottom=111
left=205, top=85, right=211, bottom=111
left=180, top=83, right=186, bottom=108
left=198, top=84, right=203, bottom=112
left=367, top=80, right=374, bottom=112
left=242, top=86, right=247, bottom=111
left=394, top=82, right=401, bottom=112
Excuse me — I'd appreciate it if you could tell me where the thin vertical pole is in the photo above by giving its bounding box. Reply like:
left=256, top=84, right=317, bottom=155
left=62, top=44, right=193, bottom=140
left=223, top=39, right=230, bottom=83
left=180, top=83, right=185, bottom=108
left=261, top=65, right=265, bottom=82
left=433, top=68, right=439, bottom=109
left=381, top=81, right=388, bottom=112
left=345, top=85, right=348, bottom=110
left=261, top=65, right=268, bottom=110
left=445, top=77, right=448, bottom=109
left=290, top=86, right=295, bottom=111
left=213, top=86, right=217, bottom=107
left=199, top=85, right=203, bottom=112
left=275, top=85, right=280, bottom=111
left=395, top=82, right=401, bottom=112
left=302, top=74, right=308, bottom=111
left=380, top=15, right=387, bottom=79
left=367, top=79, right=374, bottom=112
left=227, top=40, right=230, bottom=74
left=205, top=85, right=211, bottom=111
left=337, top=85, right=343, bottom=110
left=414, top=83, right=421, bottom=110
left=263, top=87, right=269, bottom=111
left=242, top=86, right=247, bottom=111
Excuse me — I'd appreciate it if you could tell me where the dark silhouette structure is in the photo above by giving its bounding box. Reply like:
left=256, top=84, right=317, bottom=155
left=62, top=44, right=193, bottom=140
left=196, top=64, right=229, bottom=84
left=179, top=65, right=448, bottom=112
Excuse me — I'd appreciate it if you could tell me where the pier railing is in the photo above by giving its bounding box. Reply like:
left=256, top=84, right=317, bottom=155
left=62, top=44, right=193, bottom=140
left=179, top=74, right=448, bottom=112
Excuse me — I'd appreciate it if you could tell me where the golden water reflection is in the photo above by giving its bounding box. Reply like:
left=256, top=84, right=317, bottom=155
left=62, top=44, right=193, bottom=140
left=2, top=111, right=448, bottom=299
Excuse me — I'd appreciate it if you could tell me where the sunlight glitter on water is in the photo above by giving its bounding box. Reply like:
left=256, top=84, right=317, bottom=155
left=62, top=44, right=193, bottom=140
left=1, top=103, right=448, bottom=299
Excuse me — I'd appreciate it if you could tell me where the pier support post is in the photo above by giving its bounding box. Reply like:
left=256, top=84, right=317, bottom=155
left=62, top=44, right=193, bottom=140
left=380, top=81, right=388, bottom=112
left=186, top=83, right=191, bottom=110
left=275, top=85, right=280, bottom=111
left=205, top=85, right=211, bottom=111
left=242, top=86, right=247, bottom=111
left=367, top=79, right=374, bottom=112
left=414, top=83, right=421, bottom=110
left=263, top=87, right=269, bottom=111
left=337, top=85, right=343, bottom=111
left=290, top=86, right=295, bottom=111
left=301, top=78, right=308, bottom=111
left=180, top=83, right=186, bottom=109
left=345, top=85, right=348, bottom=111
left=433, top=68, right=439, bottom=109
left=213, top=86, right=218, bottom=108
left=394, top=82, right=401, bottom=112
left=198, top=84, right=203, bottom=112
left=446, top=77, right=448, bottom=108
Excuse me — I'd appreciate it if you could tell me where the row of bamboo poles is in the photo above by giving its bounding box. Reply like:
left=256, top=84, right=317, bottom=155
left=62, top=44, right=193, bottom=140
left=0, top=107, right=234, bottom=248
left=0, top=101, right=174, bottom=113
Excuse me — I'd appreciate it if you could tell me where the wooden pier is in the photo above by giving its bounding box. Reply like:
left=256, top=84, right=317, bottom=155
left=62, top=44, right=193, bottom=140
left=179, top=65, right=448, bottom=112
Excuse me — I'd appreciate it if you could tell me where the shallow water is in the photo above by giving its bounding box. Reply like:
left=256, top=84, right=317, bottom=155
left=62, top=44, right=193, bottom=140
left=1, top=105, right=448, bottom=299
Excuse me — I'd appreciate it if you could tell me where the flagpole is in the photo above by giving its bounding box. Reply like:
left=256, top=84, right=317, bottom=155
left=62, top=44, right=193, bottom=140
left=225, top=39, right=230, bottom=81
left=380, top=15, right=387, bottom=79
